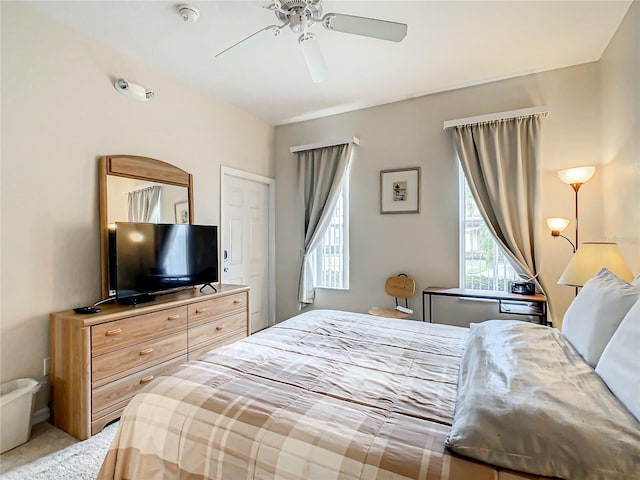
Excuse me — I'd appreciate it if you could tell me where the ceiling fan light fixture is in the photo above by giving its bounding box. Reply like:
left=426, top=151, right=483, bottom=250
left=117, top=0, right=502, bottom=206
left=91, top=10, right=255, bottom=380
left=289, top=12, right=310, bottom=33
left=299, top=33, right=327, bottom=83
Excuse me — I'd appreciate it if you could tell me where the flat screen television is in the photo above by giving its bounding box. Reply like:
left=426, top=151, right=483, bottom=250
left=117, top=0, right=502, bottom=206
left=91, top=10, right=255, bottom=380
left=114, top=222, right=218, bottom=304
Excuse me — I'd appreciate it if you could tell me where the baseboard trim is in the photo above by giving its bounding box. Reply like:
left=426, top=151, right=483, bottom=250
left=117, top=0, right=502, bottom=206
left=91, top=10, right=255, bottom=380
left=32, top=407, right=50, bottom=425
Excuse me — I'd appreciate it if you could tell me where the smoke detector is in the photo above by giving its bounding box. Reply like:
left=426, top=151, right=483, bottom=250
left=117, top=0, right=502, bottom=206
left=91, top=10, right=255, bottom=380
left=177, top=4, right=199, bottom=23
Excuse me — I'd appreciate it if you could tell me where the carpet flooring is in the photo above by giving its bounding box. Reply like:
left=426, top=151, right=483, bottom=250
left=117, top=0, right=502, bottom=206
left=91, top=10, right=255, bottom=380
left=0, top=421, right=118, bottom=479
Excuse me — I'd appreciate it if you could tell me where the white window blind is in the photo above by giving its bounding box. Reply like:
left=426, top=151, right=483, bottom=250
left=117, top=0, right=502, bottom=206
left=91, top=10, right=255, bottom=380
left=314, top=179, right=350, bottom=289
left=459, top=168, right=519, bottom=291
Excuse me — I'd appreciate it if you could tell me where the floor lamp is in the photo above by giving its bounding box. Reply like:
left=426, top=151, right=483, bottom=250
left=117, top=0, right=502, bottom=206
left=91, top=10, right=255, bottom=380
left=555, top=165, right=596, bottom=248
left=547, top=165, right=596, bottom=294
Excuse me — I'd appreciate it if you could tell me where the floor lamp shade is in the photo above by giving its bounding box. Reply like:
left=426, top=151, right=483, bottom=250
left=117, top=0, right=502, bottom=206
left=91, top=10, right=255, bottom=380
left=547, top=217, right=570, bottom=235
left=558, top=242, right=633, bottom=287
left=557, top=166, right=596, bottom=187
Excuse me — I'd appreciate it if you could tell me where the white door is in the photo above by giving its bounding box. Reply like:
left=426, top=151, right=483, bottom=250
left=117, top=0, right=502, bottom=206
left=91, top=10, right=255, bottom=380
left=221, top=168, right=274, bottom=333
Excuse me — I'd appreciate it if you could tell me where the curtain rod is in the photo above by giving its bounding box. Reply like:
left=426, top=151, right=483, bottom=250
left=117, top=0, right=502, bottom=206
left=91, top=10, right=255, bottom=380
left=442, top=106, right=550, bottom=130
left=290, top=137, right=360, bottom=153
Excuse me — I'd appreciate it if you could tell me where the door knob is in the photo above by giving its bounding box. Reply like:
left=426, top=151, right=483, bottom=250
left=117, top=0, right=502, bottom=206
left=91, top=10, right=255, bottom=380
left=224, top=267, right=229, bottom=272
left=223, top=250, right=229, bottom=262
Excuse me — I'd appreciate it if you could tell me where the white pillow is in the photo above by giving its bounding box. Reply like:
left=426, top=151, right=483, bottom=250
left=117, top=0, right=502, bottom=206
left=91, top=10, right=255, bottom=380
left=596, top=299, right=640, bottom=422
left=562, top=268, right=639, bottom=367
left=632, top=274, right=640, bottom=287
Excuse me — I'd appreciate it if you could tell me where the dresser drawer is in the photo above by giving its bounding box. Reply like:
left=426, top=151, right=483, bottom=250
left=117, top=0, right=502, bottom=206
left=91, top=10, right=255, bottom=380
left=188, top=331, right=247, bottom=360
left=188, top=293, right=247, bottom=327
left=92, top=332, right=187, bottom=385
left=91, top=306, right=187, bottom=356
left=188, top=310, right=247, bottom=349
left=92, top=355, right=187, bottom=419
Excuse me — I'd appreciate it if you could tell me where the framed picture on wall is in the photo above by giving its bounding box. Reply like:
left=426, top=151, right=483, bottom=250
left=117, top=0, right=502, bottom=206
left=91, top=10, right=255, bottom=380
left=380, top=167, right=421, bottom=214
left=174, top=201, right=189, bottom=224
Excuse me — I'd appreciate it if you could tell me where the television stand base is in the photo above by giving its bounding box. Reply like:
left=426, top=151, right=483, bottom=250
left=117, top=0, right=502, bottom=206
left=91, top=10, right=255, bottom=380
left=117, top=293, right=156, bottom=306
left=199, top=283, right=217, bottom=293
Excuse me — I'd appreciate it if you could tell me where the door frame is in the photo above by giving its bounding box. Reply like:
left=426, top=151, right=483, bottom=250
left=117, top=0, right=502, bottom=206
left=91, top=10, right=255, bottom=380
left=220, top=166, right=276, bottom=329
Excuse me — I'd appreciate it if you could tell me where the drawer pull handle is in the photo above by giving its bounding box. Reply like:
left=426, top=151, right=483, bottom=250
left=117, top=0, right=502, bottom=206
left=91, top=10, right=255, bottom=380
left=139, top=348, right=154, bottom=356
left=167, top=314, right=180, bottom=321
left=233, top=300, right=241, bottom=304
left=216, top=324, right=225, bottom=331
left=105, top=328, right=122, bottom=336
left=139, top=375, right=154, bottom=384
left=195, top=308, right=206, bottom=314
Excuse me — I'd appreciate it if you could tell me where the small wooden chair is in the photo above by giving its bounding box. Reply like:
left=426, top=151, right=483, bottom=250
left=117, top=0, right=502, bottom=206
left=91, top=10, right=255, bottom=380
left=368, top=274, right=416, bottom=319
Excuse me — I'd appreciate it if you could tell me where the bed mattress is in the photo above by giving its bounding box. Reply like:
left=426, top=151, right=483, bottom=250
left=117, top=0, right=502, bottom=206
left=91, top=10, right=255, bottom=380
left=98, top=309, right=548, bottom=479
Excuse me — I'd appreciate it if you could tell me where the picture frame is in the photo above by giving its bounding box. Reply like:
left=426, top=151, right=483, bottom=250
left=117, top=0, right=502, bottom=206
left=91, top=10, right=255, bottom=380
left=174, top=201, right=189, bottom=224
left=380, top=167, right=421, bottom=214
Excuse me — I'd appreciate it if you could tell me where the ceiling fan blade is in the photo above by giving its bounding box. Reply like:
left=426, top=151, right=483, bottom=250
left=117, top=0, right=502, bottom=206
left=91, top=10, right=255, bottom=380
left=322, top=14, right=407, bottom=42
left=215, top=25, right=282, bottom=58
left=299, top=34, right=328, bottom=83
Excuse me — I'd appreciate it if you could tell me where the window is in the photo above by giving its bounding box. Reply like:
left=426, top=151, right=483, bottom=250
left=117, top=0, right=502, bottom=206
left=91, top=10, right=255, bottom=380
left=459, top=168, right=519, bottom=291
left=313, top=175, right=350, bottom=289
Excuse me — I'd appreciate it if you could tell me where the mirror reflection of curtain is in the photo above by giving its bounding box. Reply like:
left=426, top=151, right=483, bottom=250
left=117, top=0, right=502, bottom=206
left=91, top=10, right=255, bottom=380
left=159, top=226, right=188, bottom=275
left=127, top=185, right=161, bottom=223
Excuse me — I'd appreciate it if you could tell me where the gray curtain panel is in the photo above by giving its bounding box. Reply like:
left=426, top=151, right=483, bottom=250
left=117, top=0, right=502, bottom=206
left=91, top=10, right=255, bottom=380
left=452, top=115, right=553, bottom=321
left=127, top=185, right=161, bottom=223
left=297, top=143, right=354, bottom=307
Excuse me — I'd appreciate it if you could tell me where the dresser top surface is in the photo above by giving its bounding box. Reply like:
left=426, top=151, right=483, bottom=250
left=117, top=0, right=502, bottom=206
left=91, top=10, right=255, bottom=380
left=51, top=284, right=249, bottom=326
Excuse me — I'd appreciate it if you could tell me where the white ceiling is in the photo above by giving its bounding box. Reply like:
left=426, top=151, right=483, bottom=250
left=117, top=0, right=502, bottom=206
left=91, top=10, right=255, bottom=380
left=26, top=1, right=631, bottom=126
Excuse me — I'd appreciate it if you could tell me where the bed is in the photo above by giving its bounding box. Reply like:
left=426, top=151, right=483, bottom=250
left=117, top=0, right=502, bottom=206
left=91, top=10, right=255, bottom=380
left=98, top=301, right=640, bottom=479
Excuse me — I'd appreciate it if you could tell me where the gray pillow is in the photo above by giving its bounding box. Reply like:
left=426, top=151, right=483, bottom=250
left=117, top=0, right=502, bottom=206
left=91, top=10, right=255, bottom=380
left=561, top=268, right=639, bottom=367
left=446, top=320, right=640, bottom=480
left=596, top=299, right=640, bottom=422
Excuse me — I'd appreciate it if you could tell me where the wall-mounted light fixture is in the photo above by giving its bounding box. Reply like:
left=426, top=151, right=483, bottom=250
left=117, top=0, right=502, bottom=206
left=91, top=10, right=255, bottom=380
left=114, top=78, right=154, bottom=102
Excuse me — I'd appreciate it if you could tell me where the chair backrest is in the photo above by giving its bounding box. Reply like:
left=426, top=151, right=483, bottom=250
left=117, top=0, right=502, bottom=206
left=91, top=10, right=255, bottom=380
left=385, top=275, right=415, bottom=299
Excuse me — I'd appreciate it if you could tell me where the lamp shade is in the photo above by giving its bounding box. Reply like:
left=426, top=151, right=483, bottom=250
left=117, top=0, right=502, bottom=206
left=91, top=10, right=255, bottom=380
left=547, top=217, right=570, bottom=234
left=558, top=242, right=633, bottom=287
left=557, top=166, right=596, bottom=186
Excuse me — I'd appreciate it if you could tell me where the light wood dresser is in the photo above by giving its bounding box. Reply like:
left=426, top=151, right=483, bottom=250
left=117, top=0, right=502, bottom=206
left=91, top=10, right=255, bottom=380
left=50, top=284, right=250, bottom=440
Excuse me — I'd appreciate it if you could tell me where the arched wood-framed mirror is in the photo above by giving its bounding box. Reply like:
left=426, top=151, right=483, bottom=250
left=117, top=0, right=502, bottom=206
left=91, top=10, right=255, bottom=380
left=99, top=155, right=194, bottom=298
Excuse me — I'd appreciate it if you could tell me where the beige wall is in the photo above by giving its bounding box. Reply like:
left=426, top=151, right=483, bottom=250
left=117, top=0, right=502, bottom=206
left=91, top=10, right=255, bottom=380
left=274, top=4, right=639, bottom=326
left=0, top=3, right=274, bottom=409
left=2, top=1, right=637, bottom=417
left=600, top=1, right=640, bottom=272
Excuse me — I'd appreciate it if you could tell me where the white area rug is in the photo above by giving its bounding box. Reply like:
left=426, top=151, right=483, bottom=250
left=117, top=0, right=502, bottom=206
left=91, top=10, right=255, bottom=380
left=0, top=422, right=118, bottom=480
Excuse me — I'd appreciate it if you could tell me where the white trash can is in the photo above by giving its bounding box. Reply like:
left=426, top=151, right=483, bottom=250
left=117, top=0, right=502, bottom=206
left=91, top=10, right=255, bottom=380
left=0, top=378, right=41, bottom=453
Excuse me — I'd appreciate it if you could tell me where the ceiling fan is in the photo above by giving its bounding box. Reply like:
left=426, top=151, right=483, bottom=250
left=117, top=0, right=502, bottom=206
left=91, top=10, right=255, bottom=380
left=215, top=0, right=408, bottom=83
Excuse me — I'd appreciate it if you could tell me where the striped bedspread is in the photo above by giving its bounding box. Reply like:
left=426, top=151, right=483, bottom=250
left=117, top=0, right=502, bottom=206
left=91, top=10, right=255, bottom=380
left=98, top=309, right=546, bottom=479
